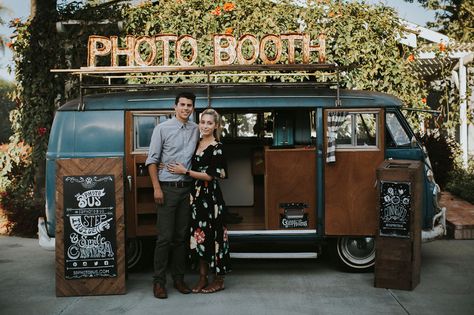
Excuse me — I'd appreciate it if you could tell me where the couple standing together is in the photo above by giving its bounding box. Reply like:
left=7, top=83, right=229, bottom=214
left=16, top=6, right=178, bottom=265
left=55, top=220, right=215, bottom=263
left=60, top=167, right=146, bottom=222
left=145, top=92, right=231, bottom=299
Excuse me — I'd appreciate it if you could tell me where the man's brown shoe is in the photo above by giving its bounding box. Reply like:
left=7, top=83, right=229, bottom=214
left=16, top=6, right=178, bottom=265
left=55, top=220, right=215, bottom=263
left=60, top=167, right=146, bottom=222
left=174, top=280, right=191, bottom=294
left=153, top=283, right=168, bottom=299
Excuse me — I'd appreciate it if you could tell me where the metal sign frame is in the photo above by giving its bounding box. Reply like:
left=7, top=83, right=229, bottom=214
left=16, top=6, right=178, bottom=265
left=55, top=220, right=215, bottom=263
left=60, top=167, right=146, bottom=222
left=51, top=63, right=347, bottom=110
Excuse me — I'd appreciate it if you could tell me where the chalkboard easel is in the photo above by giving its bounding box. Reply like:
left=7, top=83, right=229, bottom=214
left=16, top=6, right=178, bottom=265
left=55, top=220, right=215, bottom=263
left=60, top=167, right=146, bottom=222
left=55, top=158, right=126, bottom=296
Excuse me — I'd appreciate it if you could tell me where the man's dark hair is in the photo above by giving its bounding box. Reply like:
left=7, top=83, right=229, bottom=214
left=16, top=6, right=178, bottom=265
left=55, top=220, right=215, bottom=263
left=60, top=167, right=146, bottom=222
left=175, top=92, right=196, bottom=106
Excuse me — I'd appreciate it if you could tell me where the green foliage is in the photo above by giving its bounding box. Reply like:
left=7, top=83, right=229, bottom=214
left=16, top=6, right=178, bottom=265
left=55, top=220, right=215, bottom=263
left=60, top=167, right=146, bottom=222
left=404, top=2, right=473, bottom=132
left=0, top=141, right=40, bottom=237
left=1, top=1, right=129, bottom=235
left=0, top=79, right=14, bottom=143
left=446, top=159, right=474, bottom=204
left=123, top=0, right=427, bottom=111
left=405, top=0, right=474, bottom=42
left=3, top=0, right=442, bottom=234
left=419, top=130, right=456, bottom=189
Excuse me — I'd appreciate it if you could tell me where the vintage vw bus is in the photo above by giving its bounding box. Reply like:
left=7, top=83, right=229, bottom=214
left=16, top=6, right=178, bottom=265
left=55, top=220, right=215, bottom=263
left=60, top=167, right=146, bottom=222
left=39, top=66, right=446, bottom=271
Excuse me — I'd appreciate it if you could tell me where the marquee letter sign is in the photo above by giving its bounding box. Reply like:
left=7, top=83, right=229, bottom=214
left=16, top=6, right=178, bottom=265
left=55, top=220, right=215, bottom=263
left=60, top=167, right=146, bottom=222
left=87, top=33, right=326, bottom=67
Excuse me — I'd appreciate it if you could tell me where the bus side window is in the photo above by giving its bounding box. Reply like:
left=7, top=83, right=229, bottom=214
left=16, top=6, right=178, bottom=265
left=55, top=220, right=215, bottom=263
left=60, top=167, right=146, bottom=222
left=333, top=111, right=379, bottom=148
left=385, top=112, right=411, bottom=147
left=273, top=110, right=312, bottom=146
left=221, top=112, right=273, bottom=140
left=133, top=113, right=172, bottom=152
left=294, top=110, right=312, bottom=145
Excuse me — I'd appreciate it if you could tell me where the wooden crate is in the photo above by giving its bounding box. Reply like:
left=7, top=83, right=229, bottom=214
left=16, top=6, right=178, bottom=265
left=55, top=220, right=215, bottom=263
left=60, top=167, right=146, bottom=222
left=374, top=160, right=422, bottom=291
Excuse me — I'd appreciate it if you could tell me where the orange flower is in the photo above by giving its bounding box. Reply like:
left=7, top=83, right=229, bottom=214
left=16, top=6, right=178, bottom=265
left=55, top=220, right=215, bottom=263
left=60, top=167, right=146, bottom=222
left=223, top=2, right=235, bottom=11
left=211, top=6, right=221, bottom=16
left=407, top=54, right=415, bottom=62
left=6, top=42, right=12, bottom=49
left=328, top=11, right=335, bottom=17
left=439, top=42, right=446, bottom=51
left=421, top=98, right=427, bottom=104
left=225, top=27, right=233, bottom=34
left=9, top=18, right=21, bottom=27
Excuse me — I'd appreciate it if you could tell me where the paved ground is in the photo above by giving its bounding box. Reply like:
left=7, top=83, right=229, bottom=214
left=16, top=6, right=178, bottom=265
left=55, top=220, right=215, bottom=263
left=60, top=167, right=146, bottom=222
left=1, top=236, right=473, bottom=315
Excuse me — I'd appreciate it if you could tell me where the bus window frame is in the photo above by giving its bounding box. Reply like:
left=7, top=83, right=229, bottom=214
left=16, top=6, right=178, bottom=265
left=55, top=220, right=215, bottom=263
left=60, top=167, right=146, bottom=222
left=131, top=111, right=174, bottom=153
left=328, top=108, right=382, bottom=152
left=385, top=110, right=413, bottom=148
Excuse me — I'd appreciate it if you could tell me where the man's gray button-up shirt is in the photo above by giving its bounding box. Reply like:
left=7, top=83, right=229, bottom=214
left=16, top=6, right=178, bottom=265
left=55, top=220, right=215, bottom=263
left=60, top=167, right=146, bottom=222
left=145, top=117, right=199, bottom=182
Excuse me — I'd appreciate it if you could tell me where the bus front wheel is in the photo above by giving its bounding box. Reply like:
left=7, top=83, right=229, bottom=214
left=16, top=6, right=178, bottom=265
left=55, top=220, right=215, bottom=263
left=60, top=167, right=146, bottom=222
left=335, top=236, right=375, bottom=271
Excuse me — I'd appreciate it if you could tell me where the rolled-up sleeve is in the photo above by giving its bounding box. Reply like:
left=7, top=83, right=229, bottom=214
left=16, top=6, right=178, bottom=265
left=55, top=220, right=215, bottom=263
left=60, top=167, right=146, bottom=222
left=205, top=143, right=228, bottom=179
left=145, top=125, right=162, bottom=166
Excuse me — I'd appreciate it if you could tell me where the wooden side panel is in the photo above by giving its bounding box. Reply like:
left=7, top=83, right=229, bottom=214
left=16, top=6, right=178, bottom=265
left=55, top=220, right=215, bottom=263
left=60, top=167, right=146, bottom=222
left=324, top=151, right=383, bottom=235
left=264, top=148, right=317, bottom=229
left=56, top=158, right=126, bottom=296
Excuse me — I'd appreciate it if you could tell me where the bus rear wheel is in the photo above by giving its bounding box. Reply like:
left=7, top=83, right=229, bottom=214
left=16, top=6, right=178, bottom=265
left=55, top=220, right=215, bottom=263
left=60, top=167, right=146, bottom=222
left=335, top=236, right=375, bottom=271
left=127, top=238, right=143, bottom=270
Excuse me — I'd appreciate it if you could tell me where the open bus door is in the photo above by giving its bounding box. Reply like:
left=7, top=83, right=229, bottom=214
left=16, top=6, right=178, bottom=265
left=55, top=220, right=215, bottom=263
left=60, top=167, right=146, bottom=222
left=324, top=108, right=385, bottom=269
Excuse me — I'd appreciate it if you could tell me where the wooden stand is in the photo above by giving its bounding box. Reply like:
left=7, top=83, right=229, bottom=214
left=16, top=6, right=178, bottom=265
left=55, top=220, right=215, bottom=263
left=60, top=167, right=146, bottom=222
left=374, top=160, right=422, bottom=291
left=55, top=158, right=126, bottom=296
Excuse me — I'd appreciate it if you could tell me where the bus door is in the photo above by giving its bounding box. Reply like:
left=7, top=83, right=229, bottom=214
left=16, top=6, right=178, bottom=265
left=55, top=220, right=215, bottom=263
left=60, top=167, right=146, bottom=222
left=125, top=111, right=173, bottom=238
left=264, top=109, right=317, bottom=231
left=323, top=109, right=385, bottom=236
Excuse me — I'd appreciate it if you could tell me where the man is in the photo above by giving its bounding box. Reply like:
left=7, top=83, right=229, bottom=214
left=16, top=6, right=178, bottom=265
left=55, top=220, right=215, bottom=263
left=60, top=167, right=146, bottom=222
left=146, top=92, right=200, bottom=299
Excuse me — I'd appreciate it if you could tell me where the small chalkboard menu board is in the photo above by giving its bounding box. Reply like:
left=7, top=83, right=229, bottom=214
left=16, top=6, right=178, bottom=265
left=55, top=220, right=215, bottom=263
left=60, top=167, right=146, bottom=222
left=379, top=181, right=411, bottom=238
left=63, top=175, right=117, bottom=279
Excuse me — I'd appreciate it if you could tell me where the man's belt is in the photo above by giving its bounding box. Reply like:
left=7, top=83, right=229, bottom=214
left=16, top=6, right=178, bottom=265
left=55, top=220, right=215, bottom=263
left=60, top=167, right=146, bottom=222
left=159, top=181, right=192, bottom=188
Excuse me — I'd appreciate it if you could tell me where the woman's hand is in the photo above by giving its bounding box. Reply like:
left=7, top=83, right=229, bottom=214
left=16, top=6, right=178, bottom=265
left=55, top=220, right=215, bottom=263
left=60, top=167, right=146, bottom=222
left=167, top=162, right=187, bottom=175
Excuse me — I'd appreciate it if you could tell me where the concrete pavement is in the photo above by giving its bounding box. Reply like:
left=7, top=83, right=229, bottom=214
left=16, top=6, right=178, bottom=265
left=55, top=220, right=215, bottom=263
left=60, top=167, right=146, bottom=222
left=0, top=236, right=473, bottom=315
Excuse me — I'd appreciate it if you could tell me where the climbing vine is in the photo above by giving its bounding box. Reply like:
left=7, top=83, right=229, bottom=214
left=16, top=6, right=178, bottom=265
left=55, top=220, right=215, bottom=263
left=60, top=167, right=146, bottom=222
left=0, top=1, right=128, bottom=235
left=121, top=1, right=428, bottom=108
left=2, top=0, right=442, bottom=234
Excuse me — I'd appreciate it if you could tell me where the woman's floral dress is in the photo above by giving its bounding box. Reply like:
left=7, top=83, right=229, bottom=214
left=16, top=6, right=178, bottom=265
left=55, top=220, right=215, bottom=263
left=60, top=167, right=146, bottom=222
left=189, top=142, right=231, bottom=275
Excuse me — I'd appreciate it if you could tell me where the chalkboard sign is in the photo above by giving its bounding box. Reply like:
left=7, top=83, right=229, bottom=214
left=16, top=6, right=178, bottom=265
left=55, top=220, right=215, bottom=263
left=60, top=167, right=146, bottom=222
left=379, top=181, right=411, bottom=238
left=63, top=175, right=117, bottom=279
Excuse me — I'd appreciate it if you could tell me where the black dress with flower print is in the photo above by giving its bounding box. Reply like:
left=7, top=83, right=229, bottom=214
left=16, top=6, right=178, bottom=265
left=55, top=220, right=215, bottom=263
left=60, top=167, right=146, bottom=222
left=189, top=142, right=231, bottom=275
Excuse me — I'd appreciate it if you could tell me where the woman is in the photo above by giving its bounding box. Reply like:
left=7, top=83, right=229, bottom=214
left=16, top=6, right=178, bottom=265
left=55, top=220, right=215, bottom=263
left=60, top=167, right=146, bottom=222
left=167, top=108, right=231, bottom=293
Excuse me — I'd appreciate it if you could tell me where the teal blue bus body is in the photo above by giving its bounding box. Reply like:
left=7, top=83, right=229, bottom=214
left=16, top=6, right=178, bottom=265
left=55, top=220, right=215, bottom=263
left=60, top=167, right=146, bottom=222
left=44, top=87, right=436, bottom=241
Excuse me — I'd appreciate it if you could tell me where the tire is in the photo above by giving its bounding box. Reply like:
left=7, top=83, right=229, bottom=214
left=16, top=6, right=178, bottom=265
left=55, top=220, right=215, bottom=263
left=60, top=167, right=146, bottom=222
left=335, top=236, right=375, bottom=271
left=127, top=238, right=143, bottom=270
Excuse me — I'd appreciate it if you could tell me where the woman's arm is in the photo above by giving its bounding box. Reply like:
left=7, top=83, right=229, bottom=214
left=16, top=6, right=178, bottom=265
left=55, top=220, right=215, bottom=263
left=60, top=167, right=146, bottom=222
left=167, top=162, right=213, bottom=181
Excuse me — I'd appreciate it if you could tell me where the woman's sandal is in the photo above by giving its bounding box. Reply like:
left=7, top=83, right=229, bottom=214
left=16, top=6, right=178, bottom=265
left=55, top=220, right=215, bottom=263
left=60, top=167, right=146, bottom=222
left=192, top=276, right=208, bottom=293
left=201, top=276, right=225, bottom=293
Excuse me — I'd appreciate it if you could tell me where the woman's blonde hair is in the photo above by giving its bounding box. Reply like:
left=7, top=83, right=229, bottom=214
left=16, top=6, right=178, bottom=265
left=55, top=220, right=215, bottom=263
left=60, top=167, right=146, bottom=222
left=201, top=108, right=222, bottom=141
